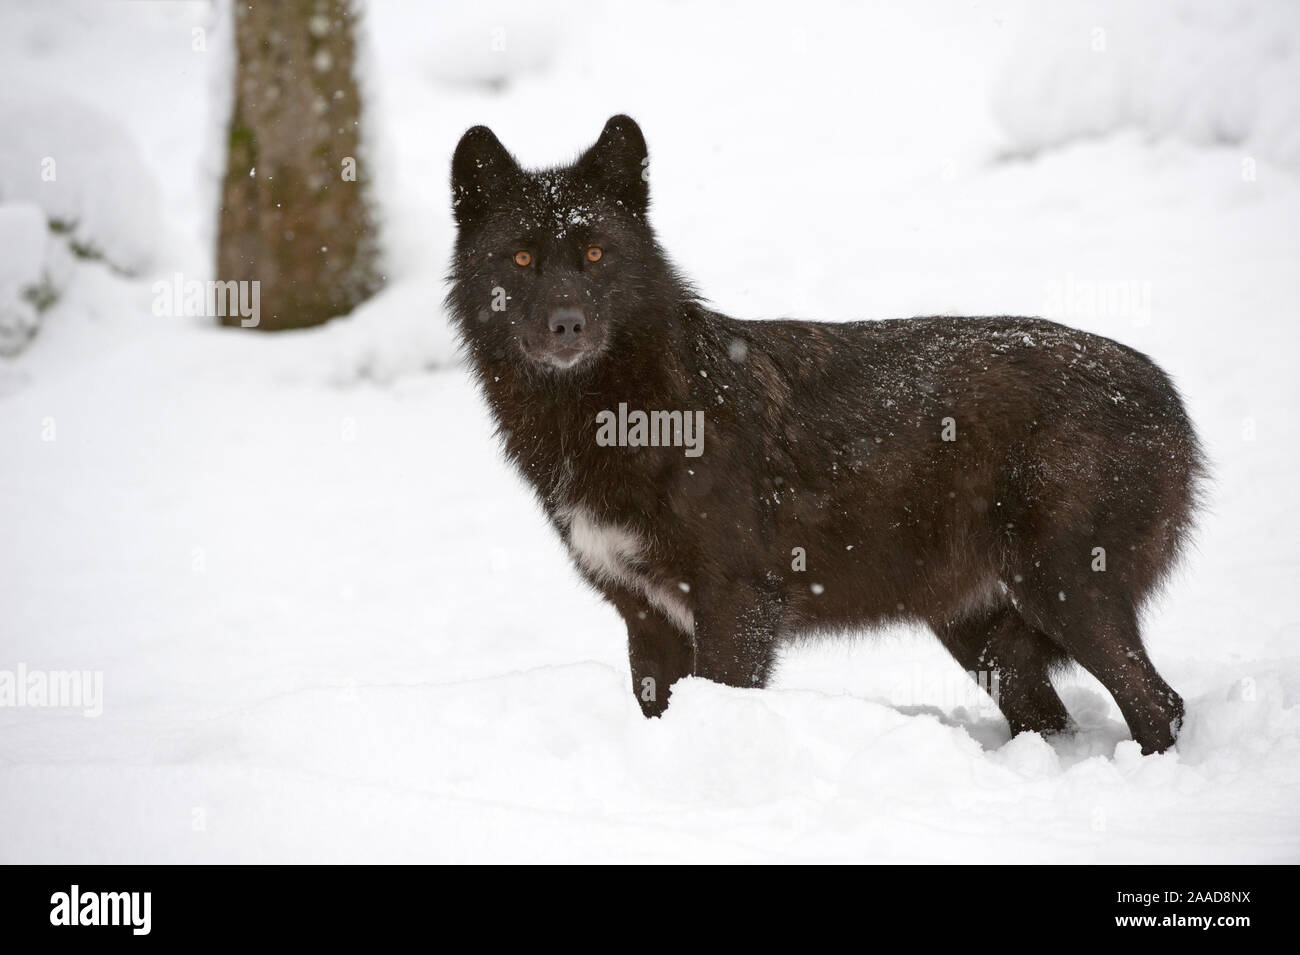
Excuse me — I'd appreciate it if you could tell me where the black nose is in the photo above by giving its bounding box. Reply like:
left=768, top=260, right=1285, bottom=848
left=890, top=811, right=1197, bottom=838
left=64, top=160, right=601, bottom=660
left=548, top=307, right=585, bottom=342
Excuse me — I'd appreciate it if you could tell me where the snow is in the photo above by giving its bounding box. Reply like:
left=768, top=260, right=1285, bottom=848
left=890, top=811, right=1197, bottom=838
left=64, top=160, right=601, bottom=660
left=1, top=0, right=1298, bottom=862
left=0, top=90, right=171, bottom=276
left=992, top=0, right=1300, bottom=173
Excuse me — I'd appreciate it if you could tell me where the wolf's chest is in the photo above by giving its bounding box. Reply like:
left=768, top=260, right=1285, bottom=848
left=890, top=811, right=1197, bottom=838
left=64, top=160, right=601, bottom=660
left=557, top=504, right=694, bottom=635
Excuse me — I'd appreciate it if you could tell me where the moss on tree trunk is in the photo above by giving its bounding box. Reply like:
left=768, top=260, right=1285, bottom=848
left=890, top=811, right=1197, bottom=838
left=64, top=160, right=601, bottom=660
left=217, top=0, right=380, bottom=330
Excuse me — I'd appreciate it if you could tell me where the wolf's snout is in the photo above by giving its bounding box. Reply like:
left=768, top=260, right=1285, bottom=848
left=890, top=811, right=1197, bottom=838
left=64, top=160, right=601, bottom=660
left=548, top=307, right=586, bottom=342
left=520, top=304, right=600, bottom=369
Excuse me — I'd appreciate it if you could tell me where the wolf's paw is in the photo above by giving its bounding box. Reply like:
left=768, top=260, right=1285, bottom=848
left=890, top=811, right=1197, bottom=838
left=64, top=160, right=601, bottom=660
left=636, top=689, right=671, bottom=719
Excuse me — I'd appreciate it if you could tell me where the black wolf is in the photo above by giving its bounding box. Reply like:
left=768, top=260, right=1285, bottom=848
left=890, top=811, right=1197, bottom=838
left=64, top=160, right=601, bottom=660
left=447, top=115, right=1205, bottom=754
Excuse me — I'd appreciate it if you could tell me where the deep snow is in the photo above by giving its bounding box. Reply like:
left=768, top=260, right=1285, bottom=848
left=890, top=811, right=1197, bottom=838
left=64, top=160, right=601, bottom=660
left=0, top=0, right=1297, bottom=862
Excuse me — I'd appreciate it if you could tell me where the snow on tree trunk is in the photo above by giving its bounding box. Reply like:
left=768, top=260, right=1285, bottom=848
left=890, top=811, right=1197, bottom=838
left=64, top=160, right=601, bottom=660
left=217, top=0, right=380, bottom=330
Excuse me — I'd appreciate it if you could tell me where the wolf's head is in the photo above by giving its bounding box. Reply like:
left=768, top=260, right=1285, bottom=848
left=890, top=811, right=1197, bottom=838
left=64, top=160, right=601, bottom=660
left=447, top=115, right=686, bottom=377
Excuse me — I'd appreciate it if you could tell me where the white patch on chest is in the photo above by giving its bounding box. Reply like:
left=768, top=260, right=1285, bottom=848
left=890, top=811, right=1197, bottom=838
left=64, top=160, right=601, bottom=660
left=559, top=505, right=695, bottom=635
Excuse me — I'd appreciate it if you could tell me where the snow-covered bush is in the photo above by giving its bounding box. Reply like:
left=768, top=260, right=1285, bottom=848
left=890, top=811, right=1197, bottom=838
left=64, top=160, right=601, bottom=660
left=0, top=202, right=71, bottom=356
left=0, top=91, right=165, bottom=276
left=0, top=90, right=169, bottom=355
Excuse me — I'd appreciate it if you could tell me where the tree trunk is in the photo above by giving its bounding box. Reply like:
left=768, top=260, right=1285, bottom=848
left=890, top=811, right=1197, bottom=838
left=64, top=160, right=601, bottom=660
left=217, top=0, right=380, bottom=330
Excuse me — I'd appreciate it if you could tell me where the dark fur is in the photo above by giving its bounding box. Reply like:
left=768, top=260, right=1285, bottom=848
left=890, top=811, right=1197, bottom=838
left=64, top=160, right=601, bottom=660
left=447, top=115, right=1206, bottom=754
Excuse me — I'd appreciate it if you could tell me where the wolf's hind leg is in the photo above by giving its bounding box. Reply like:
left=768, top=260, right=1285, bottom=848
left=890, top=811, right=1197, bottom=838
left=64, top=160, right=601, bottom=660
left=1014, top=582, right=1183, bottom=754
left=930, top=605, right=1071, bottom=737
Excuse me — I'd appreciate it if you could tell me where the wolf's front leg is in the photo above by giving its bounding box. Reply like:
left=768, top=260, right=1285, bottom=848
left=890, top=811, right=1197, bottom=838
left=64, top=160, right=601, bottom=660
left=692, top=580, right=782, bottom=690
left=622, top=604, right=695, bottom=718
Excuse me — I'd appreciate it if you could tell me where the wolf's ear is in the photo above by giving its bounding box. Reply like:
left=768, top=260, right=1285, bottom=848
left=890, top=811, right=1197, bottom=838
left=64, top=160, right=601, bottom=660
left=575, top=115, right=649, bottom=217
left=451, top=125, right=519, bottom=226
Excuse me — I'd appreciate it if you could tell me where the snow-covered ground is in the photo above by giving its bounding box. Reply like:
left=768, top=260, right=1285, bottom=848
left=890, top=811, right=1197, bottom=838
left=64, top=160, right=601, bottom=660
left=1, top=0, right=1298, bottom=862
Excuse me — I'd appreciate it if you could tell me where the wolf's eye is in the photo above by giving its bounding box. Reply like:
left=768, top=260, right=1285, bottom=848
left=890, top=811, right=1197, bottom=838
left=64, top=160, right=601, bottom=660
left=586, top=247, right=603, bottom=263
left=514, top=251, right=532, bottom=267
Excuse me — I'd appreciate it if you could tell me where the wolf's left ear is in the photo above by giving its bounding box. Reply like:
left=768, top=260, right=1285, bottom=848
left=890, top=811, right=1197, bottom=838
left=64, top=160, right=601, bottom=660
left=451, top=125, right=520, bottom=226
left=575, top=115, right=649, bottom=217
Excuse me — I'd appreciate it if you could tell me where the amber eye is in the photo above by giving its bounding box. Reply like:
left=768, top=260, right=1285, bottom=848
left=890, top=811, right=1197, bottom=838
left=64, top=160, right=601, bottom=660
left=514, top=251, right=532, bottom=267
left=586, top=246, right=603, bottom=263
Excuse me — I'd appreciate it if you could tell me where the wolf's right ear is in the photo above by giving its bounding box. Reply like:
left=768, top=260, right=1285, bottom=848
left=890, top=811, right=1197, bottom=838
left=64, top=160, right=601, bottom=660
left=451, top=125, right=519, bottom=226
